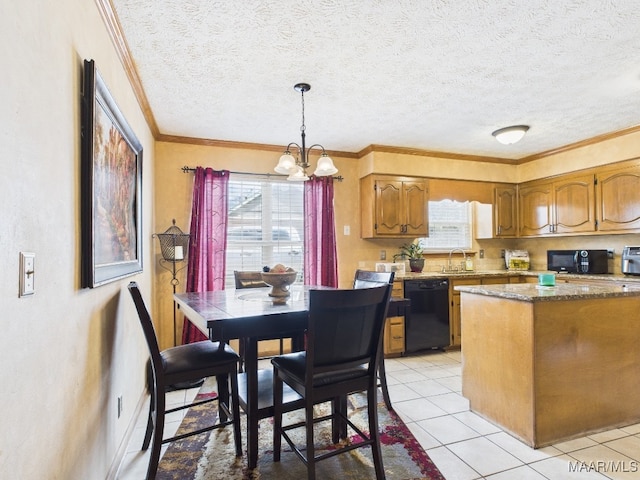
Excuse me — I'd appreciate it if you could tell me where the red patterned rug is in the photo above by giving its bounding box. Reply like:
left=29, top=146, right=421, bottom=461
left=156, top=381, right=445, bottom=480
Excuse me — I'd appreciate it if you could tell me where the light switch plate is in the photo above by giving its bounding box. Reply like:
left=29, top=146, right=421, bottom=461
left=19, top=252, right=35, bottom=297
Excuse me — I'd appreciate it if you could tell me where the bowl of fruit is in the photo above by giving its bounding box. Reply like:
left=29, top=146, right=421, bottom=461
left=261, top=264, right=297, bottom=304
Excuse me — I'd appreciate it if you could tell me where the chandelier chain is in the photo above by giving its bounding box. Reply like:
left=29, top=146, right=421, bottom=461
left=300, top=89, right=306, bottom=133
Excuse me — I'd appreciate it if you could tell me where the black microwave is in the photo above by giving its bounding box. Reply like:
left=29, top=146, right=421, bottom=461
left=547, top=250, right=609, bottom=274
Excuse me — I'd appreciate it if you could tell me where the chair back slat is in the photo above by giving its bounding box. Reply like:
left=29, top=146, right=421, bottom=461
left=234, top=271, right=268, bottom=289
left=353, top=269, right=394, bottom=289
left=306, top=285, right=392, bottom=374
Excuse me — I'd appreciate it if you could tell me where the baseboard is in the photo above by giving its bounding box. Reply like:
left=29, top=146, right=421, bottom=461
left=106, top=386, right=148, bottom=480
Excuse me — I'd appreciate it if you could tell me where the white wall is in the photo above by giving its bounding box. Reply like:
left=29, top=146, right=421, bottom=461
left=0, top=1, right=154, bottom=478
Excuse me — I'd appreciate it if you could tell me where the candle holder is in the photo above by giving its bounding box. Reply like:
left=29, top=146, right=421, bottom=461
left=154, top=220, right=190, bottom=345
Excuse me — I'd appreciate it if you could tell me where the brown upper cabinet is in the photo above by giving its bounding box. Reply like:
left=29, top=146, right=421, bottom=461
left=518, top=173, right=595, bottom=236
left=595, top=162, right=640, bottom=232
left=360, top=175, right=429, bottom=238
left=494, top=185, right=518, bottom=237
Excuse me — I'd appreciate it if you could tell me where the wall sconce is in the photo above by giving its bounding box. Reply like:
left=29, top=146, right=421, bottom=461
left=492, top=125, right=530, bottom=145
left=154, top=219, right=190, bottom=346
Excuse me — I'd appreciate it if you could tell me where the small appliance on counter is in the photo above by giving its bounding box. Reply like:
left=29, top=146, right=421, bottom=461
left=547, top=249, right=608, bottom=274
left=622, top=246, right=640, bottom=275
left=505, top=250, right=530, bottom=271
left=375, top=262, right=406, bottom=274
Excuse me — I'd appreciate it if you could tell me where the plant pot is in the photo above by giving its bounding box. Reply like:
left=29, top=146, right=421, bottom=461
left=409, top=258, right=425, bottom=273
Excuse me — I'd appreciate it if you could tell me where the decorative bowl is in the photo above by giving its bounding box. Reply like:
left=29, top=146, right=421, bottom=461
left=261, top=271, right=297, bottom=304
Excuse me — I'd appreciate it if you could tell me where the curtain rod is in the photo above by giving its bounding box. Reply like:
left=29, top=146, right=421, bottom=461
left=181, top=166, right=343, bottom=181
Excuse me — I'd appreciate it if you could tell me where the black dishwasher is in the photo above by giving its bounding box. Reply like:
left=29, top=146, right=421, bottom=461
left=404, top=279, right=450, bottom=352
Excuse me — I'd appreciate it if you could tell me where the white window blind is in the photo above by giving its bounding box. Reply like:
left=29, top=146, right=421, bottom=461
left=418, top=200, right=471, bottom=250
left=225, top=175, right=304, bottom=286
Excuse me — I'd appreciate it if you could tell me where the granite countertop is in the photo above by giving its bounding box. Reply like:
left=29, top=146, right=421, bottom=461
left=396, top=270, right=640, bottom=284
left=455, top=282, right=640, bottom=302
left=396, top=269, right=521, bottom=280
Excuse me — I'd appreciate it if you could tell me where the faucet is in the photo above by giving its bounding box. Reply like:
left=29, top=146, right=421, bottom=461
left=448, top=248, right=467, bottom=271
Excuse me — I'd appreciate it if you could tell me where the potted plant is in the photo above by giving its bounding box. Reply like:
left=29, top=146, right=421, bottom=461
left=393, top=242, right=425, bottom=273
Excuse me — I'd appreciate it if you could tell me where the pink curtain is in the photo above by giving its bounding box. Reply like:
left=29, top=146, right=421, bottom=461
left=303, top=175, right=338, bottom=287
left=181, top=167, right=230, bottom=344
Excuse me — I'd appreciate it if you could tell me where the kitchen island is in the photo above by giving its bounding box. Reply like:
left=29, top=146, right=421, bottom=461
left=456, top=282, right=640, bottom=448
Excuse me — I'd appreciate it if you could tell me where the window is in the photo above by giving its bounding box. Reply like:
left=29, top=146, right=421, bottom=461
left=418, top=200, right=471, bottom=250
left=225, top=175, right=304, bottom=286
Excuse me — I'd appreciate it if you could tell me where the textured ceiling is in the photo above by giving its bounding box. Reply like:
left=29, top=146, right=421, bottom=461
left=111, top=0, right=640, bottom=160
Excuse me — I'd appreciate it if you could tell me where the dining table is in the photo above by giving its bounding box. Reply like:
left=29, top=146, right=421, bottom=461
left=174, top=284, right=322, bottom=469
left=173, top=284, right=409, bottom=470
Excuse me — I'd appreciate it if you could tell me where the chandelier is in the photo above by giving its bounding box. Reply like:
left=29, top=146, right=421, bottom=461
left=274, top=83, right=338, bottom=181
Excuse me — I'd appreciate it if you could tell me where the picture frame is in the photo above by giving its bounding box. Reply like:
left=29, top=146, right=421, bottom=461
left=81, top=59, right=143, bottom=288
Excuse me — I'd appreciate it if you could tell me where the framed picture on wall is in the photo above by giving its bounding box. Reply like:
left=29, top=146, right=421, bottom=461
left=81, top=59, right=143, bottom=288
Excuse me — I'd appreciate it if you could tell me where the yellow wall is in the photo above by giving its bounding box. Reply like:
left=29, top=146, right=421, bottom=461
left=0, top=1, right=154, bottom=478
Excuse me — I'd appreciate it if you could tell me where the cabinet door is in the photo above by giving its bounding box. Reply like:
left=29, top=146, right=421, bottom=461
left=384, top=317, right=405, bottom=355
left=494, top=185, right=518, bottom=237
left=518, top=182, right=553, bottom=236
left=448, top=278, right=481, bottom=347
left=375, top=180, right=404, bottom=235
left=596, top=165, right=640, bottom=232
left=553, top=174, right=595, bottom=233
left=403, top=181, right=428, bottom=236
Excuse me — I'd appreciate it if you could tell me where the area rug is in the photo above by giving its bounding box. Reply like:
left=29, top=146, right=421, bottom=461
left=157, top=380, right=445, bottom=480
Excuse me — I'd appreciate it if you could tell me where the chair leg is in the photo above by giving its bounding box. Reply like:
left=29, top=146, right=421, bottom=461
left=229, top=369, right=243, bottom=457
left=331, top=396, right=347, bottom=443
left=305, top=400, right=316, bottom=480
left=146, top=387, right=165, bottom=480
left=217, top=374, right=229, bottom=423
left=238, top=338, right=246, bottom=373
left=367, top=384, right=386, bottom=480
left=142, top=377, right=154, bottom=450
left=273, top=369, right=283, bottom=462
left=378, top=357, right=393, bottom=411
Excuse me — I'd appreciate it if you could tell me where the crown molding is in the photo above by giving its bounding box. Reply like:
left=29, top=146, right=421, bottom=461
left=517, top=124, right=640, bottom=163
left=358, top=144, right=514, bottom=164
left=156, top=133, right=360, bottom=158
left=95, top=0, right=159, bottom=137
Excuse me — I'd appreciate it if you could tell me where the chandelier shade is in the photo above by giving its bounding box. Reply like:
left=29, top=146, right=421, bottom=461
left=275, top=83, right=337, bottom=181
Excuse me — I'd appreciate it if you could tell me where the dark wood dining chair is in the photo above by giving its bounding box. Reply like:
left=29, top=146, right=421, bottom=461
left=272, top=284, right=393, bottom=480
left=234, top=270, right=286, bottom=372
left=353, top=269, right=396, bottom=411
left=127, top=282, right=242, bottom=480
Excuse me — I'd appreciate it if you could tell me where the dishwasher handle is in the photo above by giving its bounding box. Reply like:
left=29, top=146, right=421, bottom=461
left=406, top=280, right=449, bottom=290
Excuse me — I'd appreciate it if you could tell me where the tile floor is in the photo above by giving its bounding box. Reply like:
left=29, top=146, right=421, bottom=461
left=117, top=350, right=640, bottom=479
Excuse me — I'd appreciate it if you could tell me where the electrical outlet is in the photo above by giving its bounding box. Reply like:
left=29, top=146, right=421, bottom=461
left=607, top=249, right=614, bottom=259
left=19, top=252, right=35, bottom=297
left=117, top=395, right=123, bottom=419
left=479, top=249, right=485, bottom=259
left=380, top=250, right=386, bottom=260
left=500, top=249, right=505, bottom=258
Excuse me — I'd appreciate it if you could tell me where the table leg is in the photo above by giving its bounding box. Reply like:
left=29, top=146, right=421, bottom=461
left=245, top=337, right=259, bottom=470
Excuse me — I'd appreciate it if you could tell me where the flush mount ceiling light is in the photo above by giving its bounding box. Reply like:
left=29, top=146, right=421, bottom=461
left=492, top=125, right=530, bottom=145
left=274, top=83, right=337, bottom=181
